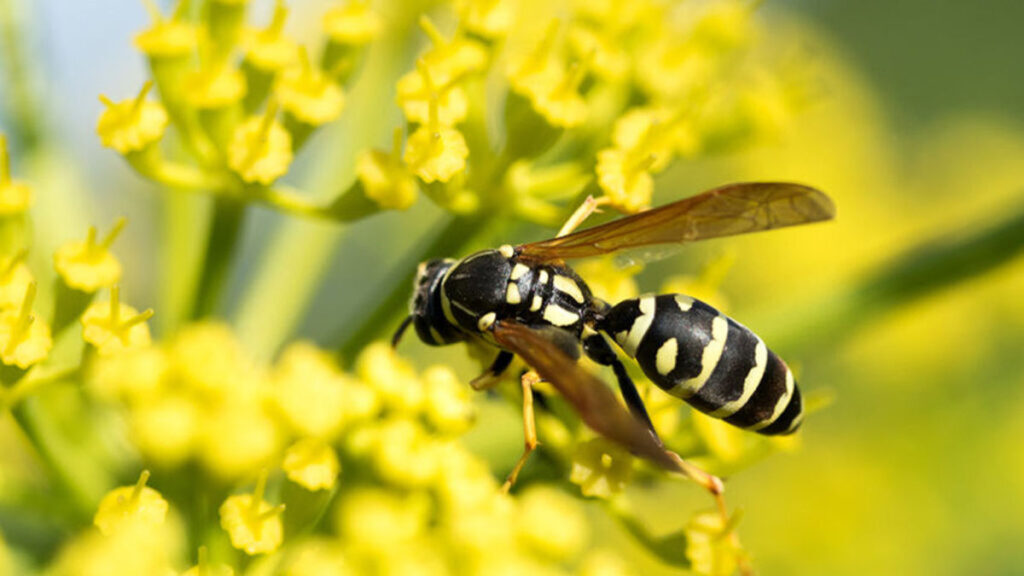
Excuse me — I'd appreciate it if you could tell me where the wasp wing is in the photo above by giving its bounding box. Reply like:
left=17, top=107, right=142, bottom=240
left=518, top=182, right=835, bottom=262
left=492, top=320, right=682, bottom=472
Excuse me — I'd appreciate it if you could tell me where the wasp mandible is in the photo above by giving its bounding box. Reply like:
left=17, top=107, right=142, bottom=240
left=393, top=182, right=835, bottom=496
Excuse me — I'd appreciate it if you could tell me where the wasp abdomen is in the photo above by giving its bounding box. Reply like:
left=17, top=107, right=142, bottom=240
left=599, top=294, right=802, bottom=435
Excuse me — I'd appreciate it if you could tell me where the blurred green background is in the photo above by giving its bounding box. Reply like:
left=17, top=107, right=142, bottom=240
left=1, top=1, right=1023, bottom=575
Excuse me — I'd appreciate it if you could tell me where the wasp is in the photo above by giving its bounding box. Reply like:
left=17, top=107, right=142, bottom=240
left=393, top=182, right=835, bottom=496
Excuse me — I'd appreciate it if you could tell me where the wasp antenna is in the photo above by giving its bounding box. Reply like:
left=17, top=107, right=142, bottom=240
left=391, top=315, right=414, bottom=348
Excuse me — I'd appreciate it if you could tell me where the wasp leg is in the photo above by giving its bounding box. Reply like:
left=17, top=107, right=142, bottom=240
left=501, top=370, right=540, bottom=493
left=582, top=333, right=660, bottom=439
left=557, top=195, right=611, bottom=237
left=470, top=350, right=515, bottom=391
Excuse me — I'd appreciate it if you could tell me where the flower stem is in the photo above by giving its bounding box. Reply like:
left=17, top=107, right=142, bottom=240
left=191, top=197, right=247, bottom=319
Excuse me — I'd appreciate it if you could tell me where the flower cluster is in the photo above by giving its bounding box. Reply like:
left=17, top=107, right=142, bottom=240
left=67, top=330, right=635, bottom=575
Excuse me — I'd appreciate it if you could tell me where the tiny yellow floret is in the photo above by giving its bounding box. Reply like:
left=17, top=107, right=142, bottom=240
left=94, top=470, right=169, bottom=536
left=219, top=472, right=285, bottom=555
left=276, top=49, right=345, bottom=126
left=402, top=90, right=469, bottom=184
left=283, top=438, right=340, bottom=491
left=97, top=83, right=168, bottom=155
left=323, top=1, right=382, bottom=46
left=357, top=129, right=418, bottom=210
left=228, top=104, right=293, bottom=184
left=595, top=148, right=656, bottom=213
left=456, top=0, right=514, bottom=39
left=134, top=0, right=199, bottom=57
left=243, top=0, right=298, bottom=72
left=81, top=286, right=154, bottom=356
left=0, top=282, right=51, bottom=369
left=0, top=135, right=33, bottom=214
left=54, top=218, right=125, bottom=292
left=569, top=438, right=634, bottom=498
left=273, top=341, right=353, bottom=438
left=0, top=249, right=34, bottom=310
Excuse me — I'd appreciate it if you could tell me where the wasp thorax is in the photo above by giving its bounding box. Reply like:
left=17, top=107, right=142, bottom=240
left=439, top=250, right=512, bottom=332
left=410, top=258, right=464, bottom=346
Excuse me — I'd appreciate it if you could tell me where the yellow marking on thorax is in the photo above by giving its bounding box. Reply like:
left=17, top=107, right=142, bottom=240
left=542, top=304, right=578, bottom=327
left=506, top=283, right=522, bottom=304
left=511, top=263, right=530, bottom=281
left=553, top=275, right=585, bottom=303
left=530, top=294, right=543, bottom=312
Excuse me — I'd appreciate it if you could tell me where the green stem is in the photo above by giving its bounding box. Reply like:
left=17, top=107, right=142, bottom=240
left=0, top=0, right=43, bottom=151
left=191, top=197, right=246, bottom=318
left=334, top=211, right=498, bottom=362
left=8, top=399, right=102, bottom=523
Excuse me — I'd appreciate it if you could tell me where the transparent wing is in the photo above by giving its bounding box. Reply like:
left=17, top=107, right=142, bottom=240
left=491, top=320, right=681, bottom=472
left=518, top=182, right=835, bottom=263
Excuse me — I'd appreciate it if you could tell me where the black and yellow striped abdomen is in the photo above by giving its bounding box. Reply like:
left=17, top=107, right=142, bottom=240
left=599, top=294, right=802, bottom=435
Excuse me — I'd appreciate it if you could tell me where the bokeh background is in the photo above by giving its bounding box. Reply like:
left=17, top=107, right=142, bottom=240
left=1, top=1, right=1023, bottom=574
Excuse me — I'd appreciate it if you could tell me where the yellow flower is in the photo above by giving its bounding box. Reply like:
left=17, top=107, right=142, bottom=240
left=81, top=286, right=154, bottom=356
left=48, top=524, right=177, bottom=576
left=356, top=130, right=418, bottom=211
left=0, top=135, right=33, bottom=215
left=200, top=405, right=280, bottom=480
left=456, top=0, right=515, bottom=39
left=0, top=282, right=51, bottom=369
left=356, top=342, right=424, bottom=413
left=568, top=22, right=629, bottom=82
left=684, top=510, right=742, bottom=576
left=507, top=20, right=563, bottom=104
left=243, top=0, right=298, bottom=73
left=130, top=394, right=199, bottom=467
left=88, top=346, right=168, bottom=403
left=53, top=218, right=125, bottom=292
left=228, top=103, right=293, bottom=185
left=134, top=0, right=198, bottom=58
left=284, top=538, right=352, bottom=576
left=402, top=98, right=469, bottom=184
left=422, top=365, right=475, bottom=434
left=370, top=419, right=443, bottom=488
left=0, top=249, right=34, bottom=310
left=219, top=471, right=285, bottom=555
left=273, top=341, right=361, bottom=439
left=185, top=61, right=247, bottom=110
left=97, top=83, right=168, bottom=155
left=595, top=148, right=655, bottom=213
left=276, top=49, right=345, bottom=126
left=610, top=108, right=678, bottom=169
left=569, top=438, right=634, bottom=498
left=93, top=470, right=169, bottom=536
left=335, top=488, right=429, bottom=551
left=283, top=438, right=340, bottom=491
left=517, top=487, right=589, bottom=560
left=396, top=64, right=468, bottom=127
left=528, top=61, right=588, bottom=128
left=169, top=322, right=265, bottom=401
left=323, top=1, right=382, bottom=46
left=416, top=16, right=489, bottom=86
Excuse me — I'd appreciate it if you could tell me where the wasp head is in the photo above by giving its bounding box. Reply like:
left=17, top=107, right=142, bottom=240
left=394, top=258, right=465, bottom=347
